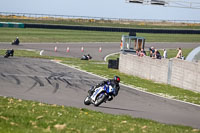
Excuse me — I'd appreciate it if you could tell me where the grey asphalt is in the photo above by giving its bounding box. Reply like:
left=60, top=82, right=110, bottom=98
left=0, top=42, right=199, bottom=61
left=0, top=42, right=200, bottom=128
left=0, top=57, right=200, bottom=129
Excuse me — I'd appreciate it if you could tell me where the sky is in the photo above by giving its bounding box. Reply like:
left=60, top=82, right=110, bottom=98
left=0, top=0, right=200, bottom=21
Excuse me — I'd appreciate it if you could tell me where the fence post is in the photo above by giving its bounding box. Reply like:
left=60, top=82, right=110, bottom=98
left=167, top=59, right=173, bottom=85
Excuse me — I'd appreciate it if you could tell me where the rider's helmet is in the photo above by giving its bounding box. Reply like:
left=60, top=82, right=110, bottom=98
left=114, top=76, right=120, bottom=83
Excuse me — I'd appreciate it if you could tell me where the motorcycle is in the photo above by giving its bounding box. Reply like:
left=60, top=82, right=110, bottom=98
left=4, top=49, right=14, bottom=58
left=84, top=84, right=116, bottom=107
left=11, top=38, right=20, bottom=45
left=81, top=54, right=92, bottom=60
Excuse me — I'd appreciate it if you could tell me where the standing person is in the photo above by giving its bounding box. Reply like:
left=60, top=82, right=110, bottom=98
left=163, top=49, right=167, bottom=59
left=120, top=40, right=123, bottom=50
left=176, top=48, right=183, bottom=59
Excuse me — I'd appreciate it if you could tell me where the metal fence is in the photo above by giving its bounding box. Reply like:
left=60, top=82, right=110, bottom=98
left=0, top=12, right=200, bottom=24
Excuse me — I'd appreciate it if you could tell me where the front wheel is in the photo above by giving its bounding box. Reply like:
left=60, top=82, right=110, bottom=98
left=84, top=96, right=91, bottom=105
left=94, top=92, right=107, bottom=107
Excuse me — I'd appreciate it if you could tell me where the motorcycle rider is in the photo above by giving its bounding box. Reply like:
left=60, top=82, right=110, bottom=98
left=12, top=37, right=20, bottom=45
left=88, top=76, right=120, bottom=101
left=4, top=49, right=14, bottom=58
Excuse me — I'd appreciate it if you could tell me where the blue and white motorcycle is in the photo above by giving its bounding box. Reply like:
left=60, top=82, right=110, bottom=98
left=84, top=84, right=116, bottom=107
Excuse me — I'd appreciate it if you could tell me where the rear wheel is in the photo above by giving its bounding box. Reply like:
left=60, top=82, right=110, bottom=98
left=94, top=92, right=107, bottom=107
left=84, top=96, right=91, bottom=105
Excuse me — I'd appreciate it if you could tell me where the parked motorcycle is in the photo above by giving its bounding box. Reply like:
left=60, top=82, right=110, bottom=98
left=84, top=84, right=116, bottom=107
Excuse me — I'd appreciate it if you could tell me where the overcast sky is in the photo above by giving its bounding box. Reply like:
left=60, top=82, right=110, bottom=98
left=0, top=0, right=200, bottom=21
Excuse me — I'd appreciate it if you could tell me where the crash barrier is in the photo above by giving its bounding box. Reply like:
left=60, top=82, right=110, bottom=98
left=0, top=22, right=24, bottom=28
left=108, top=58, right=119, bottom=69
left=24, top=23, right=200, bottom=34
left=119, top=53, right=200, bottom=92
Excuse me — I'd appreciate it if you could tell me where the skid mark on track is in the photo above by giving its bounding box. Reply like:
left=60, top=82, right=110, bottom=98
left=1, top=73, right=6, bottom=78
left=0, top=72, right=96, bottom=93
left=29, top=82, right=37, bottom=90
left=0, top=73, right=6, bottom=81
left=53, top=83, right=59, bottom=93
left=40, top=67, right=53, bottom=73
left=16, top=69, right=25, bottom=73
left=62, top=78, right=72, bottom=86
left=0, top=73, right=20, bottom=85
left=25, top=65, right=38, bottom=72
left=45, top=77, right=52, bottom=85
left=26, top=76, right=45, bottom=92
left=48, top=73, right=65, bottom=79
left=10, top=75, right=20, bottom=85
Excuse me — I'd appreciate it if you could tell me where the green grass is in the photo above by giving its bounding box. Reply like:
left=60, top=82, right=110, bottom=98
left=0, top=27, right=125, bottom=43
left=1, top=27, right=200, bottom=43
left=1, top=96, right=199, bottom=133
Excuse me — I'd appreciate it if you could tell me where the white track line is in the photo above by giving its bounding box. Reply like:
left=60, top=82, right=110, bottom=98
left=104, top=52, right=120, bottom=62
left=40, top=50, right=44, bottom=56
left=52, top=59, right=200, bottom=108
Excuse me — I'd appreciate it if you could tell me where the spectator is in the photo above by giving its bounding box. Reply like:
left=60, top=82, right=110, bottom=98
left=136, top=49, right=140, bottom=56
left=120, top=40, right=123, bottom=50
left=149, top=47, right=155, bottom=57
left=153, top=49, right=161, bottom=59
left=163, top=49, right=167, bottom=59
left=176, top=47, right=183, bottom=59
left=140, top=48, right=146, bottom=57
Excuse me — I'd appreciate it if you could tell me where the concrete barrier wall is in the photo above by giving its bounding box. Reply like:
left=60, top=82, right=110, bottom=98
left=119, top=53, right=200, bottom=92
left=170, top=59, right=200, bottom=92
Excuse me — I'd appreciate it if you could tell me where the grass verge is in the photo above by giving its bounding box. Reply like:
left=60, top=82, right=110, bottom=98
left=0, top=27, right=200, bottom=43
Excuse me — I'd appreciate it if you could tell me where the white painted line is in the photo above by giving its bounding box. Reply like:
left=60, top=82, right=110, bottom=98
left=52, top=60, right=200, bottom=108
left=40, top=50, right=44, bottom=56
left=104, top=52, right=120, bottom=62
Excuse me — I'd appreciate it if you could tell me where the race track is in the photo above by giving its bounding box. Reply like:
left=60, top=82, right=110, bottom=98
left=0, top=42, right=200, bottom=128
left=0, top=42, right=199, bottom=60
